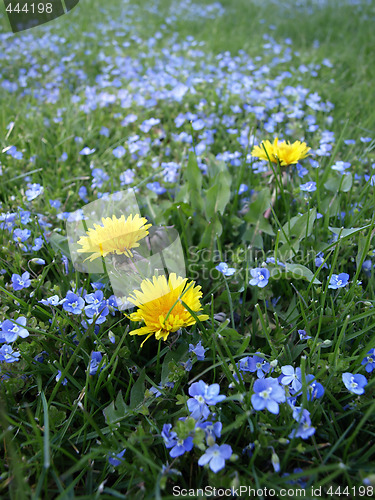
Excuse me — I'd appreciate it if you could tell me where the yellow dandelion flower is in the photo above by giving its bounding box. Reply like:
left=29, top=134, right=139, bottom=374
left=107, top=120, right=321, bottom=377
left=251, top=137, right=311, bottom=166
left=77, top=214, right=151, bottom=262
left=127, top=273, right=209, bottom=347
left=251, top=139, right=277, bottom=163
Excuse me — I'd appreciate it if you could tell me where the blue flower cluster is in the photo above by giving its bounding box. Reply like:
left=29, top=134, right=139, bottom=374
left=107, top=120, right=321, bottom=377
left=0, top=316, right=29, bottom=366
left=0, top=2, right=345, bottom=211
left=39, top=287, right=117, bottom=329
left=1, top=208, right=48, bottom=256
left=232, top=355, right=327, bottom=439
left=162, top=381, right=232, bottom=473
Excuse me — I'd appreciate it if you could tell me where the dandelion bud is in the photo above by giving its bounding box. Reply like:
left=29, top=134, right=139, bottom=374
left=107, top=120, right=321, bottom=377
left=271, top=451, right=280, bottom=473
left=30, top=258, right=46, bottom=265
left=207, top=435, right=216, bottom=447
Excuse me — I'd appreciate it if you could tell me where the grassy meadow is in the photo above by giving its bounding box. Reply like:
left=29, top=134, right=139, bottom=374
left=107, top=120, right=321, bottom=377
left=1, top=0, right=375, bottom=498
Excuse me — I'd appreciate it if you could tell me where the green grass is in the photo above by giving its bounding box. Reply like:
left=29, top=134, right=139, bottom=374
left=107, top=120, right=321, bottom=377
left=1, top=0, right=375, bottom=498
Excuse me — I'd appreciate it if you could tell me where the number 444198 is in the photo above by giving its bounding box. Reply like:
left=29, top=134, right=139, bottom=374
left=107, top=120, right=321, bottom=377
left=326, top=485, right=373, bottom=497
left=6, top=3, right=53, bottom=13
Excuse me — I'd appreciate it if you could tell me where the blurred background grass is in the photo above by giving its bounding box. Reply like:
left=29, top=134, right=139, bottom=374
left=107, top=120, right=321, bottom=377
left=1, top=0, right=374, bottom=136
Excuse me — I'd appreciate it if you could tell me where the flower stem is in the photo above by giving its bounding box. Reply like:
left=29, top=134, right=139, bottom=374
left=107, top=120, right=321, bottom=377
left=156, top=339, right=162, bottom=375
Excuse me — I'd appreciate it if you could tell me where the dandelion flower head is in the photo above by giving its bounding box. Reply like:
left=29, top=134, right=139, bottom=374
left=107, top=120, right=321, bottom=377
left=251, top=137, right=310, bottom=166
left=127, top=273, right=209, bottom=346
left=77, top=214, right=151, bottom=262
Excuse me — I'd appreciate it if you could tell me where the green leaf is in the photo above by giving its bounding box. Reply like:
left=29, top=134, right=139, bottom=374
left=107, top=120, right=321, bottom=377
left=161, top=343, right=188, bottom=386
left=205, top=170, right=231, bottom=219
left=198, top=215, right=223, bottom=249
left=284, top=263, right=321, bottom=285
left=324, top=172, right=353, bottom=193
left=184, top=152, right=203, bottom=211
left=175, top=183, right=189, bottom=204
left=279, top=208, right=316, bottom=244
left=103, top=391, right=129, bottom=425
left=237, top=335, right=251, bottom=355
left=241, top=226, right=264, bottom=248
left=324, top=174, right=341, bottom=192
left=356, top=235, right=368, bottom=270
left=288, top=343, right=308, bottom=361
left=176, top=394, right=188, bottom=406
left=244, top=187, right=272, bottom=223
left=257, top=218, right=275, bottom=236
left=185, top=152, right=202, bottom=192
left=244, top=188, right=274, bottom=236
left=284, top=296, right=298, bottom=323
left=49, top=406, right=67, bottom=429
left=218, top=328, right=242, bottom=341
left=341, top=173, right=353, bottom=192
left=129, top=369, right=145, bottom=410
left=206, top=154, right=227, bottom=179
left=48, top=232, right=72, bottom=260
left=321, top=196, right=340, bottom=218
left=155, top=201, right=194, bottom=224
left=277, top=240, right=300, bottom=260
left=328, top=224, right=372, bottom=239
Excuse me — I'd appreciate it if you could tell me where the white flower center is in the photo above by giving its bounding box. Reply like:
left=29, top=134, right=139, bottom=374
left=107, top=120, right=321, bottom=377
left=260, top=388, right=272, bottom=399
left=196, top=395, right=205, bottom=404
left=12, top=326, right=19, bottom=333
left=337, top=280, right=342, bottom=286
left=350, top=377, right=358, bottom=389
left=71, top=301, right=78, bottom=308
left=18, top=280, right=24, bottom=286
